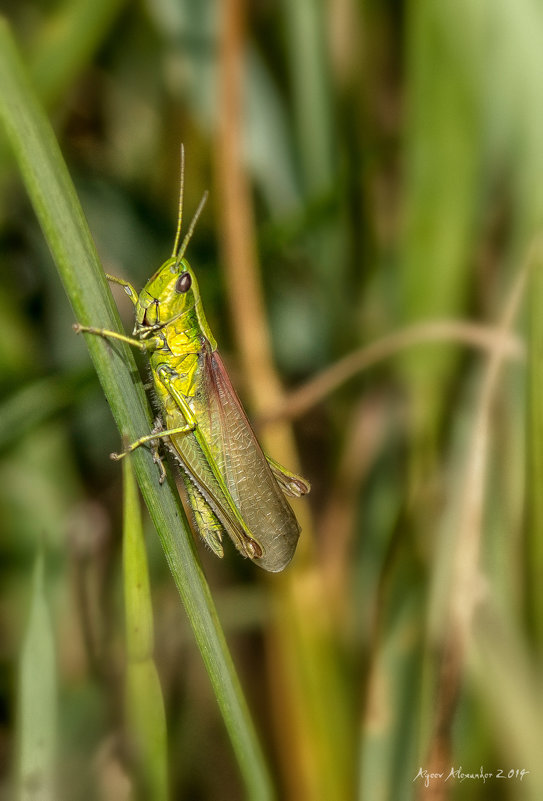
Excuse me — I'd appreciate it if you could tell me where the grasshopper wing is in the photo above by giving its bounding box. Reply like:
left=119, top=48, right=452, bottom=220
left=167, top=348, right=303, bottom=571
left=204, top=350, right=301, bottom=571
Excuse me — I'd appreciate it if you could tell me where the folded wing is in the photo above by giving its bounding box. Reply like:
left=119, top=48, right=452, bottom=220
left=169, top=348, right=301, bottom=571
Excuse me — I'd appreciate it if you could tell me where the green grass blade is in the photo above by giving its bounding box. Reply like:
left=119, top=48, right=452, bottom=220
left=357, top=568, right=425, bottom=800
left=17, top=550, right=57, bottom=801
left=401, top=0, right=478, bottom=457
left=281, top=0, right=332, bottom=196
left=0, top=19, right=273, bottom=800
left=123, top=455, right=168, bottom=800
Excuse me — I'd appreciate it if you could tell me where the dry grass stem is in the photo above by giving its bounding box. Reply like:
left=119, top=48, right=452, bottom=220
left=261, top=320, right=523, bottom=424
left=424, top=260, right=529, bottom=794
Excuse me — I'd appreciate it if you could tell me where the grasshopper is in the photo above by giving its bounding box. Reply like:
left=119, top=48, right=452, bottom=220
left=75, top=148, right=309, bottom=571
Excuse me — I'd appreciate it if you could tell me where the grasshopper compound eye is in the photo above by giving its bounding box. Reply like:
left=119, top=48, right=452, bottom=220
left=175, top=272, right=192, bottom=293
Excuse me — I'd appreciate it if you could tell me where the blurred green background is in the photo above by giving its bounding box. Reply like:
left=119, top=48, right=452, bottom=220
left=0, top=0, right=542, bottom=799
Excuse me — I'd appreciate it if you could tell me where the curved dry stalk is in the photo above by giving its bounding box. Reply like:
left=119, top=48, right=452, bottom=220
left=262, top=319, right=524, bottom=424
left=423, top=261, right=529, bottom=794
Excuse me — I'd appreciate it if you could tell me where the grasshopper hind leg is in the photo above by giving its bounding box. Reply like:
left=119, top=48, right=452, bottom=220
left=180, top=472, right=225, bottom=558
left=266, top=455, right=311, bottom=498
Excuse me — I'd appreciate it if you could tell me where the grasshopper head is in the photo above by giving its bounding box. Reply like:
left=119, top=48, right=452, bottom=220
left=134, top=256, right=197, bottom=329
left=134, top=256, right=216, bottom=348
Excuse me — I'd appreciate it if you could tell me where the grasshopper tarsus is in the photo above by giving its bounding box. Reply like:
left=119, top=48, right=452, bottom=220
left=110, top=449, right=167, bottom=483
left=153, top=451, right=167, bottom=484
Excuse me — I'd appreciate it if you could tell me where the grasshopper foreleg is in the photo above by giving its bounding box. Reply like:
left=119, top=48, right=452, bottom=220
left=105, top=274, right=139, bottom=306
left=73, top=323, right=160, bottom=353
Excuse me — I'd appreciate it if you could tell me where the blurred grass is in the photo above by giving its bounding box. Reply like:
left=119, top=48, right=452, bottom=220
left=0, top=1, right=541, bottom=800
left=401, top=0, right=478, bottom=472
left=123, top=455, right=168, bottom=801
left=17, top=550, right=57, bottom=801
left=215, top=3, right=352, bottom=798
left=527, top=247, right=543, bottom=651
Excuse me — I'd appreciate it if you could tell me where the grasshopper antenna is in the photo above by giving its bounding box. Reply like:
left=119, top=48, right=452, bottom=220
left=176, top=190, right=209, bottom=264
left=171, top=143, right=185, bottom=258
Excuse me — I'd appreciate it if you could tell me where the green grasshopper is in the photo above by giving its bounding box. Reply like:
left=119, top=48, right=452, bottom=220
left=75, top=149, right=310, bottom=572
